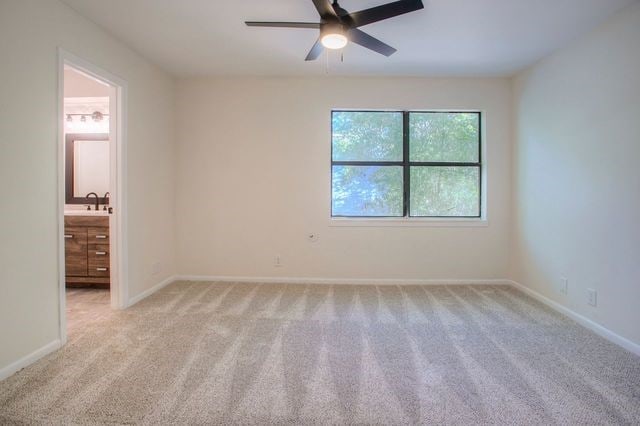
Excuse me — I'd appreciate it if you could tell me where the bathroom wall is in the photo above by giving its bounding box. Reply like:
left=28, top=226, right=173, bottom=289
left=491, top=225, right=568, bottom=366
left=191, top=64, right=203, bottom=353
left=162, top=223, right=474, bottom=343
left=64, top=67, right=111, bottom=98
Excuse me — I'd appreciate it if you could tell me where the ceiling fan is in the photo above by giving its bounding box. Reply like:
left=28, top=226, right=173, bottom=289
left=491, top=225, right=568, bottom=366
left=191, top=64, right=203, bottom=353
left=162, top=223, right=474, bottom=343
left=245, top=0, right=424, bottom=61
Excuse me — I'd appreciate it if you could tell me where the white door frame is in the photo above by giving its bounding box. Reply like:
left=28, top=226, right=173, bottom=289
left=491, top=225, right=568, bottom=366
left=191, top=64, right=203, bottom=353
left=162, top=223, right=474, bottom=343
left=57, top=48, right=129, bottom=344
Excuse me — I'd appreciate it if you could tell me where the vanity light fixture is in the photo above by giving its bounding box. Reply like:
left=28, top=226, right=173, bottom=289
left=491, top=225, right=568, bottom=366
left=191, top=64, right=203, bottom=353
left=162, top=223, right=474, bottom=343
left=65, top=112, right=109, bottom=123
left=91, top=111, right=104, bottom=122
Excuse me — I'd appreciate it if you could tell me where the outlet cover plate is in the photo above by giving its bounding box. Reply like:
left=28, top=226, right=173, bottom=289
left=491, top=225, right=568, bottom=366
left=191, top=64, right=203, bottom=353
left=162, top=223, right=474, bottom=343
left=559, top=277, right=568, bottom=295
left=151, top=261, right=161, bottom=276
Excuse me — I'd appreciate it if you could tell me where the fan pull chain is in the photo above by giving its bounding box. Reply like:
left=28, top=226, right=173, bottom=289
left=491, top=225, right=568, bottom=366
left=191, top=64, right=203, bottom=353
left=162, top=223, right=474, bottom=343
left=325, top=49, right=329, bottom=74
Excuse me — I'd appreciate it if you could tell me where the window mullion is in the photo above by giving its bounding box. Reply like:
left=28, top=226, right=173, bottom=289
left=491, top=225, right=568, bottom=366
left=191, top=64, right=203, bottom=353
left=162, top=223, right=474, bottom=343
left=403, top=111, right=410, bottom=217
left=408, top=162, right=481, bottom=167
left=332, top=161, right=403, bottom=166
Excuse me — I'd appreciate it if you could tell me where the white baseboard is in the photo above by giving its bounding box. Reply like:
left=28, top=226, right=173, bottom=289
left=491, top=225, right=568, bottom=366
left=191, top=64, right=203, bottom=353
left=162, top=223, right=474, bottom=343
left=509, top=280, right=640, bottom=356
left=0, top=339, right=62, bottom=382
left=127, top=275, right=177, bottom=307
left=0, top=275, right=177, bottom=382
left=175, top=275, right=511, bottom=286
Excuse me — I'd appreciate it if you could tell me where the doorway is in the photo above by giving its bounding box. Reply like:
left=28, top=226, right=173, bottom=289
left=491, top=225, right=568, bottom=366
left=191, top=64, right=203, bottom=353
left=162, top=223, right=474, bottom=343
left=57, top=50, right=128, bottom=343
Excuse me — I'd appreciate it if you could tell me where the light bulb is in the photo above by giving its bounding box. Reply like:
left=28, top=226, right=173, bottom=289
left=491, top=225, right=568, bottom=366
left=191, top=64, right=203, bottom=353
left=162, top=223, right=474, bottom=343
left=321, top=33, right=348, bottom=50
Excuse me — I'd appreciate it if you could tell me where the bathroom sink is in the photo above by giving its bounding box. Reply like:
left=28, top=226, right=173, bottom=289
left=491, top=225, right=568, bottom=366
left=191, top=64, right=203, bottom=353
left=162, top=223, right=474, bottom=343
left=64, top=210, right=110, bottom=217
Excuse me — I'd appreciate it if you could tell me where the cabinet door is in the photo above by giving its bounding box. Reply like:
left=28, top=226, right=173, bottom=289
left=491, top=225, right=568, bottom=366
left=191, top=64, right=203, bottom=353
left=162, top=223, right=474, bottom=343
left=65, top=227, right=88, bottom=276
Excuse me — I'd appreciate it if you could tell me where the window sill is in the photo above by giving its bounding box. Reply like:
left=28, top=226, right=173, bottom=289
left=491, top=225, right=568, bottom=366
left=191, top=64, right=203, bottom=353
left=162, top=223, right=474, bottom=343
left=329, top=217, right=489, bottom=228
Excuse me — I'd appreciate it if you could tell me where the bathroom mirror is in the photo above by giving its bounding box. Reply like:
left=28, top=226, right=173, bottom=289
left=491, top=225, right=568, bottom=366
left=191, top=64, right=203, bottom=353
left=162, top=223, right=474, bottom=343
left=65, top=133, right=110, bottom=205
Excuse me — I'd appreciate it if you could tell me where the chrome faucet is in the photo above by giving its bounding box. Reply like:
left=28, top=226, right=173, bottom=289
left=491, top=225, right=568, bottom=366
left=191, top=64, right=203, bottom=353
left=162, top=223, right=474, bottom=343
left=86, top=192, right=99, bottom=211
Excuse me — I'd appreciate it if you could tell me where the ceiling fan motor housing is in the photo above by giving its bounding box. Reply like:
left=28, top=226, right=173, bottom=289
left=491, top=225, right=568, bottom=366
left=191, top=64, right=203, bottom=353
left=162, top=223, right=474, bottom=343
left=320, top=22, right=349, bottom=49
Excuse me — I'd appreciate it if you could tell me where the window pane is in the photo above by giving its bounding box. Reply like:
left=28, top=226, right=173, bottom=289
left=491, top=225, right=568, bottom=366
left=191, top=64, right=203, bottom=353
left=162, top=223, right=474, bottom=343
left=409, top=112, right=479, bottom=162
left=332, top=111, right=402, bottom=161
left=332, top=166, right=403, bottom=216
left=410, top=167, right=480, bottom=216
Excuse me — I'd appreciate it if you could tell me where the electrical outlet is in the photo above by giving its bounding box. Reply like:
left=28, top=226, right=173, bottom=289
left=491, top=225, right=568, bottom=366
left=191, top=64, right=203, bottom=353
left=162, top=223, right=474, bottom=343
left=274, top=255, right=283, bottom=267
left=151, top=261, right=162, bottom=276
left=587, top=288, right=597, bottom=307
left=559, top=277, right=568, bottom=295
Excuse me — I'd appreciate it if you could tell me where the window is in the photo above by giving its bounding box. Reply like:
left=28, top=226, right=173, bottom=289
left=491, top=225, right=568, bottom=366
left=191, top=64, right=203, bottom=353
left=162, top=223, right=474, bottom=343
left=331, top=111, right=481, bottom=218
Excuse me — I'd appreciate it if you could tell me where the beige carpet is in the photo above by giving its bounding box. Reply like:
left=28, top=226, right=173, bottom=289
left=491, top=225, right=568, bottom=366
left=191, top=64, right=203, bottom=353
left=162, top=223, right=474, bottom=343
left=65, top=288, right=112, bottom=336
left=1, top=282, right=639, bottom=425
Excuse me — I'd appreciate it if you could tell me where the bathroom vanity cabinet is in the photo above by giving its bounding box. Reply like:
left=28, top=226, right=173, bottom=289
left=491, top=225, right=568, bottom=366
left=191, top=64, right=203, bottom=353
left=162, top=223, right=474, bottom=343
left=64, top=215, right=110, bottom=288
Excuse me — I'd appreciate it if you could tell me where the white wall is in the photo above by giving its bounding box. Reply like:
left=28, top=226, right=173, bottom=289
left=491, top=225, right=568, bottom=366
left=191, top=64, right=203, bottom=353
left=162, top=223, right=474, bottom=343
left=0, top=0, right=176, bottom=371
left=175, top=77, right=512, bottom=280
left=511, top=3, right=640, bottom=345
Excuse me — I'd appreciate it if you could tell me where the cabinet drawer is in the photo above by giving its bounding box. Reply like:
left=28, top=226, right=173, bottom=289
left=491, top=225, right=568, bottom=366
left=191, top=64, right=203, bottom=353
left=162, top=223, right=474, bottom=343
left=88, top=264, right=110, bottom=277
left=65, top=227, right=87, bottom=276
left=88, top=227, right=109, bottom=242
left=88, top=244, right=110, bottom=258
left=88, top=244, right=109, bottom=264
left=88, top=253, right=109, bottom=267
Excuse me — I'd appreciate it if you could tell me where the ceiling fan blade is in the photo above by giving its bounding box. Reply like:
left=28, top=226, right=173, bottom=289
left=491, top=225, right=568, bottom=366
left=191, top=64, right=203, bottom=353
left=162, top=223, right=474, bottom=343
left=347, top=0, right=424, bottom=28
left=245, top=22, right=321, bottom=29
left=305, top=39, right=324, bottom=61
left=312, top=0, right=337, bottom=19
left=348, top=29, right=397, bottom=56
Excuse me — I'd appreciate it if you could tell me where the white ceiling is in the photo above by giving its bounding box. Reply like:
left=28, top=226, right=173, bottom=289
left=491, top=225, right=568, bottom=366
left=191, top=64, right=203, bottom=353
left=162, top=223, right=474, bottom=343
left=62, top=0, right=637, bottom=77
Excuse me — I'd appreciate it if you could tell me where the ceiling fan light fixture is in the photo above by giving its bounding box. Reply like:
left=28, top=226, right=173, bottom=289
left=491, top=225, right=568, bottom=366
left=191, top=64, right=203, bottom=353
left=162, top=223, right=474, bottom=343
left=320, top=23, right=347, bottom=50
left=321, top=32, right=347, bottom=49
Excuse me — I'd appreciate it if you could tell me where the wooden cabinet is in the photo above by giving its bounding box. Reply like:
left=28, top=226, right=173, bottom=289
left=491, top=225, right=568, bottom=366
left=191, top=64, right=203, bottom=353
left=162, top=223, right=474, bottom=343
left=65, top=215, right=110, bottom=288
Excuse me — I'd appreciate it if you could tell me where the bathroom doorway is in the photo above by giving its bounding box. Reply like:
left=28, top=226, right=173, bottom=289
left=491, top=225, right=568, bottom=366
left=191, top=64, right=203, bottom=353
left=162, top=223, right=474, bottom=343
left=58, top=50, right=128, bottom=343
